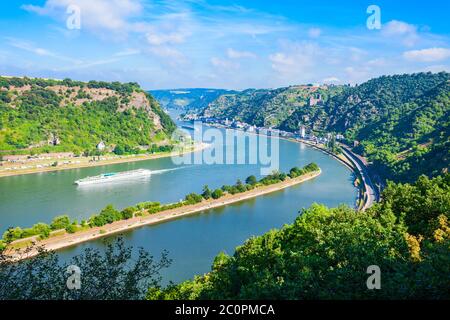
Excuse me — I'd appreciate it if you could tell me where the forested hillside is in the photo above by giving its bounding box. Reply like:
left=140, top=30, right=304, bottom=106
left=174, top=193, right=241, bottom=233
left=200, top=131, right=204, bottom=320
left=189, top=72, right=450, bottom=182
left=0, top=77, right=175, bottom=155
left=324, top=72, right=449, bottom=182
left=200, top=85, right=343, bottom=128
left=148, top=173, right=450, bottom=300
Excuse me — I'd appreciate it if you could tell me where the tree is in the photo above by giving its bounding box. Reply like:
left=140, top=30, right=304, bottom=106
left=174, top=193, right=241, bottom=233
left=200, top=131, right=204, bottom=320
left=121, top=207, right=135, bottom=220
left=50, top=215, right=71, bottom=230
left=65, top=224, right=77, bottom=234
left=113, top=145, right=125, bottom=155
left=0, top=238, right=171, bottom=299
left=184, top=193, right=203, bottom=205
left=89, top=204, right=121, bottom=227
left=202, top=185, right=212, bottom=200
left=211, top=189, right=223, bottom=200
left=245, top=175, right=257, bottom=186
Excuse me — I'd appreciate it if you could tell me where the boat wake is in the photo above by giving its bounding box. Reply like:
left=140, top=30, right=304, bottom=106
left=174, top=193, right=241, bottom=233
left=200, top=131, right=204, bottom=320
left=150, top=166, right=189, bottom=175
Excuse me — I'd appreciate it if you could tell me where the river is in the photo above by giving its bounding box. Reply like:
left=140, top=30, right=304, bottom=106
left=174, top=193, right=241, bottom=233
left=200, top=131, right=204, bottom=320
left=0, top=110, right=358, bottom=284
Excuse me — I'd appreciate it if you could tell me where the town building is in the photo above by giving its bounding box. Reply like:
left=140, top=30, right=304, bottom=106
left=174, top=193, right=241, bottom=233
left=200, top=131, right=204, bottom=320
left=96, top=141, right=106, bottom=151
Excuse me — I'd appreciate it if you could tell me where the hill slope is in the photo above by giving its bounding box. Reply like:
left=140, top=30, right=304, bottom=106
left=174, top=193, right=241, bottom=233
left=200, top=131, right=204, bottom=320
left=200, top=85, right=343, bottom=128
left=189, top=72, right=450, bottom=182
left=0, top=77, right=175, bottom=155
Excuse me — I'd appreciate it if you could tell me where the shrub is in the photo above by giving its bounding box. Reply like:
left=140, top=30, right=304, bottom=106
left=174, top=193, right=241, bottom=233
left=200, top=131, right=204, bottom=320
left=50, top=215, right=71, bottom=230
left=211, top=189, right=224, bottom=199
left=185, top=193, right=203, bottom=205
left=303, top=162, right=319, bottom=172
left=202, top=185, right=212, bottom=200
left=121, top=207, right=135, bottom=220
left=137, top=202, right=160, bottom=210
left=65, top=224, right=78, bottom=234
left=89, top=204, right=121, bottom=227
left=2, top=227, right=23, bottom=242
left=235, top=180, right=247, bottom=193
left=245, top=175, right=257, bottom=185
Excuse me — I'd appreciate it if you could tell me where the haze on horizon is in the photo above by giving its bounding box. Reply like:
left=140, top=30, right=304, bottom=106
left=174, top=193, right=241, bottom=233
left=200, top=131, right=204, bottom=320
left=0, top=0, right=449, bottom=90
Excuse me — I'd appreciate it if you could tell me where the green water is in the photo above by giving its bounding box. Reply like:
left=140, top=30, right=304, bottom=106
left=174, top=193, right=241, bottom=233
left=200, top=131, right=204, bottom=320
left=0, top=113, right=358, bottom=284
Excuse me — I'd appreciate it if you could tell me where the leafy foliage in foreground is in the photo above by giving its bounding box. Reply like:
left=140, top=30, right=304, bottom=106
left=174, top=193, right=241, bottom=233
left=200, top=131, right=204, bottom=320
left=0, top=238, right=171, bottom=300
left=148, top=174, right=450, bottom=300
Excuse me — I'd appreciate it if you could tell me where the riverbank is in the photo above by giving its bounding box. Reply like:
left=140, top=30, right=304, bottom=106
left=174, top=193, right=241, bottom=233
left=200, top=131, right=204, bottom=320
left=0, top=143, right=209, bottom=178
left=203, top=123, right=374, bottom=210
left=5, top=170, right=321, bottom=260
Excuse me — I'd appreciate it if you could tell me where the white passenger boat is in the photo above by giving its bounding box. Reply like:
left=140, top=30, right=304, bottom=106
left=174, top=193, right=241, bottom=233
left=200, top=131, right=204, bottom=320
left=74, top=169, right=151, bottom=186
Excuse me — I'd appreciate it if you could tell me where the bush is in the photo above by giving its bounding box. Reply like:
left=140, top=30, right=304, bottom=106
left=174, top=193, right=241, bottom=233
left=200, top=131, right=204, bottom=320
left=202, top=185, right=212, bottom=200
left=121, top=207, right=135, bottom=220
left=137, top=202, right=160, bottom=210
left=65, top=224, right=78, bottom=234
left=245, top=175, right=257, bottom=185
left=2, top=227, right=23, bottom=243
left=303, top=162, right=319, bottom=172
left=185, top=193, right=203, bottom=205
left=211, top=189, right=224, bottom=200
left=235, top=179, right=247, bottom=193
left=89, top=204, right=121, bottom=227
left=22, top=223, right=51, bottom=239
left=50, top=215, right=71, bottom=230
left=289, top=167, right=304, bottom=178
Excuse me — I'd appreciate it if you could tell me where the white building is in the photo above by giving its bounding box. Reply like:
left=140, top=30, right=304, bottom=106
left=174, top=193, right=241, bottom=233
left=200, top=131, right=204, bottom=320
left=300, top=125, right=306, bottom=138
left=96, top=141, right=106, bottom=151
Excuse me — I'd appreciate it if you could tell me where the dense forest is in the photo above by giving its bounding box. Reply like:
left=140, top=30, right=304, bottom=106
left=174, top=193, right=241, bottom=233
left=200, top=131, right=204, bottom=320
left=199, top=85, right=343, bottom=128
left=148, top=173, right=450, bottom=300
left=178, top=72, right=449, bottom=182
left=324, top=72, right=449, bottom=182
left=0, top=77, right=175, bottom=155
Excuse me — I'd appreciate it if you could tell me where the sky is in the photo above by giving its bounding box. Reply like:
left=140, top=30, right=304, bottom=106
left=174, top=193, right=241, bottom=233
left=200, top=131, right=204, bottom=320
left=0, top=0, right=449, bottom=90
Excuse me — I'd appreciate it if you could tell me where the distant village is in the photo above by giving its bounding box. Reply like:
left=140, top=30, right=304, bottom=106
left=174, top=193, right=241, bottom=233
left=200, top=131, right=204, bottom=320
left=183, top=114, right=349, bottom=147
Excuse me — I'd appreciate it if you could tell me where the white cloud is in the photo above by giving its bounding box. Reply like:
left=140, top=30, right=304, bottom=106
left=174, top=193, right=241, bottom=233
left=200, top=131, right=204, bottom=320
left=367, top=58, right=388, bottom=67
left=210, top=57, right=239, bottom=70
left=349, top=47, right=367, bottom=62
left=308, top=28, right=321, bottom=38
left=403, top=48, right=450, bottom=62
left=421, top=65, right=449, bottom=72
left=148, top=46, right=186, bottom=67
left=269, top=42, right=320, bottom=81
left=6, top=37, right=80, bottom=63
left=322, top=77, right=340, bottom=83
left=114, top=48, right=141, bottom=57
left=53, top=57, right=121, bottom=71
left=22, top=0, right=143, bottom=34
left=382, top=20, right=419, bottom=47
left=146, top=32, right=186, bottom=45
left=226, top=48, right=256, bottom=59
left=344, top=66, right=370, bottom=84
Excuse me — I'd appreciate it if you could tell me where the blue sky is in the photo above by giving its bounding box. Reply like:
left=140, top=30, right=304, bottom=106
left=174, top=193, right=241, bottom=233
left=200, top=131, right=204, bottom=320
left=0, top=0, right=449, bottom=89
